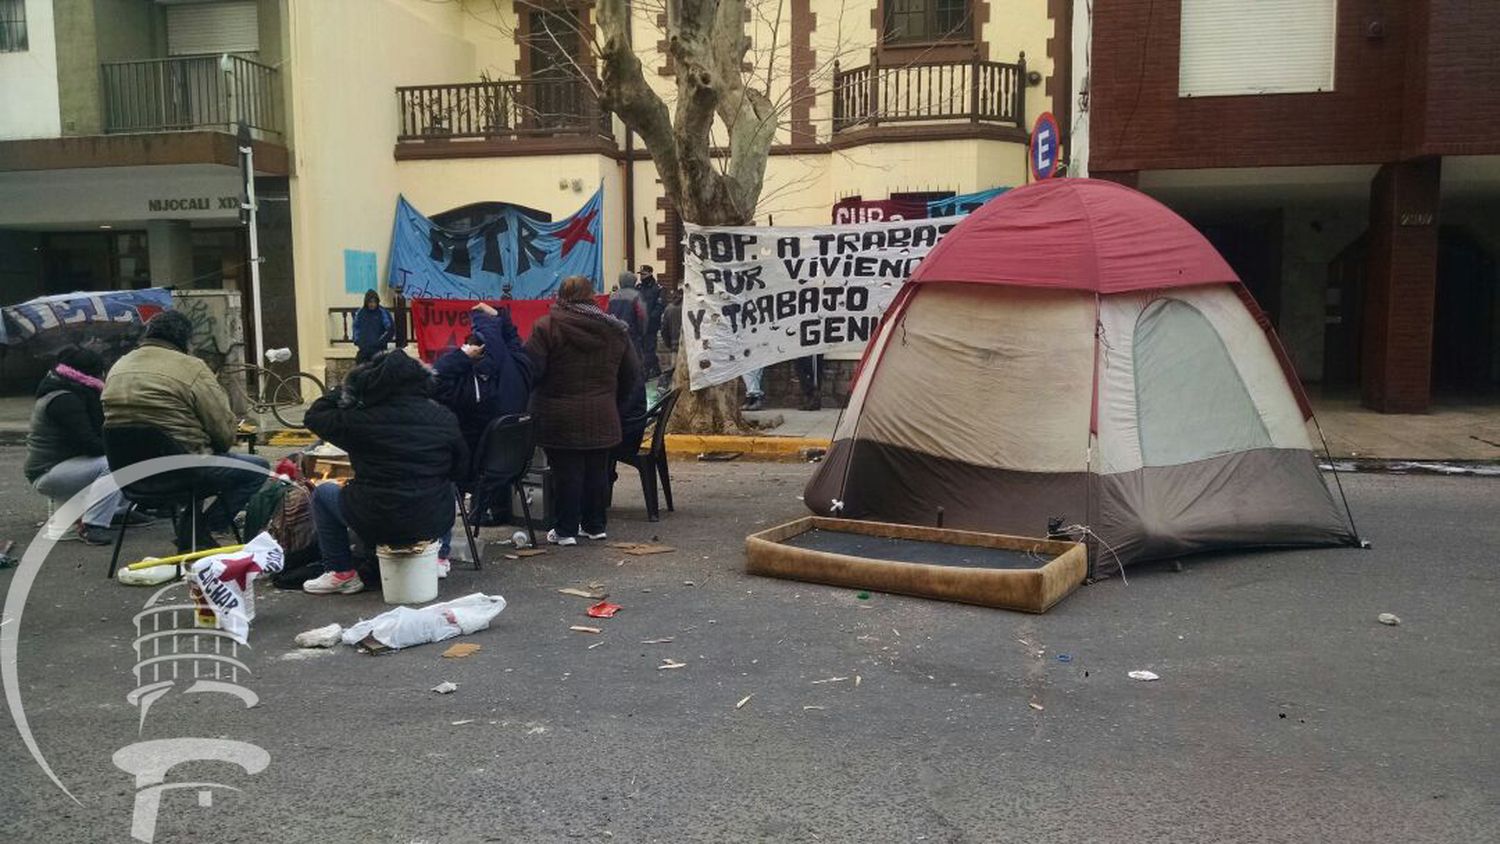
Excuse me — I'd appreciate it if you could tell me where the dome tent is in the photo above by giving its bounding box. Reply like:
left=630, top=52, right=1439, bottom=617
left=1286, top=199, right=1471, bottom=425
left=804, top=178, right=1358, bottom=574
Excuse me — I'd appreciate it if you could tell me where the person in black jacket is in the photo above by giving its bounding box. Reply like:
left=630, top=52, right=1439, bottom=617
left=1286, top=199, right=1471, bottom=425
left=433, top=302, right=533, bottom=533
left=301, top=349, right=468, bottom=595
left=24, top=347, right=150, bottom=545
left=637, top=265, right=666, bottom=380
left=351, top=289, right=395, bottom=364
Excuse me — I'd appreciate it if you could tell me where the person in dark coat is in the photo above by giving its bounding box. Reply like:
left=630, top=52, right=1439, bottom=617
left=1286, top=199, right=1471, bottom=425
left=301, top=349, right=468, bottom=594
left=636, top=265, right=666, bottom=380
left=607, top=271, right=647, bottom=358
left=526, top=275, right=642, bottom=545
left=351, top=289, right=394, bottom=364
left=433, top=301, right=533, bottom=528
left=657, top=287, right=682, bottom=391
left=24, top=347, right=147, bottom=544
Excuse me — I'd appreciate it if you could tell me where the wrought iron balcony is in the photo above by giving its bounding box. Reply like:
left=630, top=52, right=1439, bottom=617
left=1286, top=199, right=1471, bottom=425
left=832, top=55, right=1027, bottom=133
left=396, top=78, right=612, bottom=143
left=102, top=54, right=282, bottom=136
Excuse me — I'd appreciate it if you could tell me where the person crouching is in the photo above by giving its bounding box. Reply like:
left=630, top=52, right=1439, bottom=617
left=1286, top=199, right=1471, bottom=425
left=301, top=349, right=468, bottom=594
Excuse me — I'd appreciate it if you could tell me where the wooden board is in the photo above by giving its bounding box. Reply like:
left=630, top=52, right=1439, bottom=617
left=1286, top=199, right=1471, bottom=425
left=744, top=517, right=1086, bottom=614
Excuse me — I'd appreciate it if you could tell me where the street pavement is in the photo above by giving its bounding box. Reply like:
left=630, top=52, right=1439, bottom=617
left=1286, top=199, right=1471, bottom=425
left=0, top=448, right=1496, bottom=843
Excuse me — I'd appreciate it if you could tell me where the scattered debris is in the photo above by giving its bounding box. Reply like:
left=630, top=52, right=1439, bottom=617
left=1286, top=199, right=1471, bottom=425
left=1377, top=612, right=1402, bottom=626
left=586, top=601, right=623, bottom=619
left=511, top=531, right=531, bottom=549
left=855, top=675, right=862, bottom=687
left=570, top=625, right=602, bottom=634
left=811, top=676, right=849, bottom=685
left=608, top=542, right=676, bottom=556
left=558, top=587, right=605, bottom=600
left=586, top=641, right=605, bottom=650
left=698, top=451, right=742, bottom=462
left=504, top=554, right=520, bottom=561
left=1128, top=670, right=1160, bottom=682
left=451, top=719, right=476, bottom=726
left=856, top=592, right=871, bottom=600
left=658, top=659, right=688, bottom=670
left=431, top=681, right=458, bottom=694
left=514, top=549, right=547, bottom=558
left=640, top=637, right=675, bottom=644
left=735, top=694, right=754, bottom=710
left=1028, top=701, right=1045, bottom=711
left=0, top=540, right=17, bottom=570
left=442, top=643, right=482, bottom=659
left=294, top=624, right=343, bottom=649
left=342, top=593, right=507, bottom=653
left=118, top=562, right=179, bottom=586
left=277, top=649, right=334, bottom=661
left=1056, top=653, right=1073, bottom=663
left=802, top=706, right=826, bottom=711
left=682, top=580, right=695, bottom=587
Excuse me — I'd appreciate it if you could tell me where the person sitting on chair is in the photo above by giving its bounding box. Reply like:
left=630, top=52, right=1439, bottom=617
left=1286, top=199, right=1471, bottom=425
left=25, top=346, right=151, bottom=545
left=433, top=301, right=533, bottom=528
left=102, top=311, right=268, bottom=551
left=302, top=349, right=468, bottom=595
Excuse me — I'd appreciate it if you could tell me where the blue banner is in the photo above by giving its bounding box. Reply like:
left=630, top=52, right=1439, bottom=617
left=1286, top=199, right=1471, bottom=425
left=927, top=186, right=1008, bottom=218
left=1, top=288, right=173, bottom=347
left=388, top=190, right=603, bottom=300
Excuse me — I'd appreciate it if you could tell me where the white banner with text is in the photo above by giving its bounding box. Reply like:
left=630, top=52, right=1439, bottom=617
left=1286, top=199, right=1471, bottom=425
left=681, top=216, right=961, bottom=389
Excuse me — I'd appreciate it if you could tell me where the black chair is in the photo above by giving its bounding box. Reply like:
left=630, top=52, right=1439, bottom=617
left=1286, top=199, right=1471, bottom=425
left=455, top=414, right=538, bottom=567
left=615, top=388, right=681, bottom=522
left=102, top=426, right=224, bottom=579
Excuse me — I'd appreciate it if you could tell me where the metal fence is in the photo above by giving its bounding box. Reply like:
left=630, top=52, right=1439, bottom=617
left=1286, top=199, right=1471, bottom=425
left=397, top=78, right=612, bottom=142
left=102, top=54, right=282, bottom=135
left=832, top=55, right=1027, bottom=132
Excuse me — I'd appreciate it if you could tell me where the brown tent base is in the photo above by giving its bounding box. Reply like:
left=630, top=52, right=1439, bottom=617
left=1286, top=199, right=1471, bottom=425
left=745, top=517, right=1087, bottom=613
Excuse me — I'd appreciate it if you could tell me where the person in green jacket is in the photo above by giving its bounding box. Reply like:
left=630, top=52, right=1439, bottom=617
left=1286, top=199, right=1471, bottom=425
left=102, top=311, right=268, bottom=550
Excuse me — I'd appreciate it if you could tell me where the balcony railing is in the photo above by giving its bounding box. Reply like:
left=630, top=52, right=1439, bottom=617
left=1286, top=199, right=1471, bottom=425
left=396, top=78, right=612, bottom=142
left=832, top=55, right=1027, bottom=133
left=102, top=54, right=282, bottom=135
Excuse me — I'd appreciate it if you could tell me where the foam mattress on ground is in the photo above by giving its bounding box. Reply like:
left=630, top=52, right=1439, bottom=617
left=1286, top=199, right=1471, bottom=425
left=745, top=517, right=1086, bottom=613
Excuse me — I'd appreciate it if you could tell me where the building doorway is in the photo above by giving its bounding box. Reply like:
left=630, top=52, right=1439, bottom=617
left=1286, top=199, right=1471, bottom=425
left=1433, top=227, right=1498, bottom=395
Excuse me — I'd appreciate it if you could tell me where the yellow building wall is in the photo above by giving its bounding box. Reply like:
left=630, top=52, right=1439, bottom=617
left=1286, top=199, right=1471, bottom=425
left=285, top=0, right=473, bottom=377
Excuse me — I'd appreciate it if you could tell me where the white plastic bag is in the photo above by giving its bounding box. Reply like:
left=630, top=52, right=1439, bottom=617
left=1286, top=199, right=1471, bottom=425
left=187, top=532, right=286, bottom=644
left=340, top=592, right=507, bottom=652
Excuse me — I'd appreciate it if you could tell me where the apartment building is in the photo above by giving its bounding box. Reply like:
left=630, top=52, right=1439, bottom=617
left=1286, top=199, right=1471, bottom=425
left=0, top=0, right=298, bottom=370
left=1080, top=0, right=1500, bottom=413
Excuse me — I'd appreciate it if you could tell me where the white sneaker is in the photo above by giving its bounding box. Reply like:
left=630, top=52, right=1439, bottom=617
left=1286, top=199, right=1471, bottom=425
left=583, top=531, right=607, bottom=541
left=303, top=571, right=364, bottom=595
left=437, top=557, right=451, bottom=579
left=546, top=529, right=577, bottom=547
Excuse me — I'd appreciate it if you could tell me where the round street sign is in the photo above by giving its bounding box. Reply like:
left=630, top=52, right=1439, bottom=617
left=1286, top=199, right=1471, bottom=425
left=1030, top=112, right=1062, bottom=181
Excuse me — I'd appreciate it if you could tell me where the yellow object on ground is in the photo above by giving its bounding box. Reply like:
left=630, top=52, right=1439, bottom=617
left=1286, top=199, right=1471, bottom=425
left=664, top=434, right=830, bottom=462
left=268, top=429, right=317, bottom=447
left=126, top=544, right=245, bottom=571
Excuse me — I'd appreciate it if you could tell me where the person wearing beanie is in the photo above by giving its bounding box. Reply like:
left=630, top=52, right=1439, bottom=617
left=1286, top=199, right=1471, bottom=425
left=24, top=347, right=150, bottom=545
left=352, top=289, right=394, bottom=364
left=102, top=311, right=269, bottom=551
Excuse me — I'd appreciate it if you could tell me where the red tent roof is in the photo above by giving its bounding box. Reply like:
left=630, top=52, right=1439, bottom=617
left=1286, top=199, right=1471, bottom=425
left=911, top=178, right=1240, bottom=293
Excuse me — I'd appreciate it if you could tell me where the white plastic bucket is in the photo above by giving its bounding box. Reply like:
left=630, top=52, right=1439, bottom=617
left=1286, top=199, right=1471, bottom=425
left=376, top=541, right=440, bottom=605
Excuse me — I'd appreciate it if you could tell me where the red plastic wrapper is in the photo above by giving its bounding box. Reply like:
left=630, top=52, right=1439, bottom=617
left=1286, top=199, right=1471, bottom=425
left=585, top=601, right=622, bottom=618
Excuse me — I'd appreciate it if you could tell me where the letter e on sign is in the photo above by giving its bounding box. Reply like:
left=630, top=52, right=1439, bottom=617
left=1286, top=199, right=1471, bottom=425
left=1030, top=112, right=1061, bottom=181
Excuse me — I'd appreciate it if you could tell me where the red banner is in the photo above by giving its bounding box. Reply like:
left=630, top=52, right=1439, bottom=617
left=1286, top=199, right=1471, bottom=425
left=409, top=297, right=607, bottom=363
left=831, top=196, right=930, bottom=225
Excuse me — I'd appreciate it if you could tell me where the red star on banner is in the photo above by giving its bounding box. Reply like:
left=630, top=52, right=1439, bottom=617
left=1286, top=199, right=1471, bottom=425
left=215, top=554, right=263, bottom=591
left=557, top=209, right=598, bottom=258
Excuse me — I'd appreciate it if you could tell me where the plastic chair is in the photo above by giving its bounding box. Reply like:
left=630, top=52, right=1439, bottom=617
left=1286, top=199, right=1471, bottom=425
left=102, top=426, right=220, bottom=579
left=616, top=388, right=680, bottom=522
left=455, top=414, right=537, bottom=567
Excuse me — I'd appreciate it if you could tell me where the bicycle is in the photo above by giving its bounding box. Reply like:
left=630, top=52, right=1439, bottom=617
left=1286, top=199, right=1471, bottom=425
left=217, top=348, right=326, bottom=430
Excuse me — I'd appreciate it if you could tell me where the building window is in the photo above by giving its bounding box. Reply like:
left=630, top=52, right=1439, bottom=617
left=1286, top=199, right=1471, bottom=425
left=883, top=0, right=973, bottom=45
left=0, top=0, right=28, bottom=53
left=1179, top=0, right=1336, bottom=97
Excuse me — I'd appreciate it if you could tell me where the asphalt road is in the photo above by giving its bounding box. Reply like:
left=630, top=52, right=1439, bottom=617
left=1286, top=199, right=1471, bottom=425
left=0, top=449, right=1496, bottom=843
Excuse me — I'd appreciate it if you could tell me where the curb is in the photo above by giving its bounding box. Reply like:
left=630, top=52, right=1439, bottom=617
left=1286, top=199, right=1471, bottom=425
left=665, top=434, right=831, bottom=462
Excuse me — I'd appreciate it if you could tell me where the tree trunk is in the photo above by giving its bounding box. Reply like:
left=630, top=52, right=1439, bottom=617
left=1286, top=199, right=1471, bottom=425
left=597, top=0, right=775, bottom=434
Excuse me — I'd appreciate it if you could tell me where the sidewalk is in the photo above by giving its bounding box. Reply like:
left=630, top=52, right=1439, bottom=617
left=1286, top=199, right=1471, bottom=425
left=1, top=393, right=1496, bottom=463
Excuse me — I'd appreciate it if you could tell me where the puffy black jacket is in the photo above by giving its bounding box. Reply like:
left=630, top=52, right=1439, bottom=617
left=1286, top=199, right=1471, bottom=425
left=24, top=367, right=106, bottom=482
left=432, top=310, right=533, bottom=450
left=304, top=350, right=468, bottom=546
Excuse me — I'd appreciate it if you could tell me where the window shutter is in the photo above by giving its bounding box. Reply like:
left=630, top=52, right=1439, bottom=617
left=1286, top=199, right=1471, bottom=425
left=1178, top=0, right=1336, bottom=97
left=167, top=1, right=260, bottom=56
